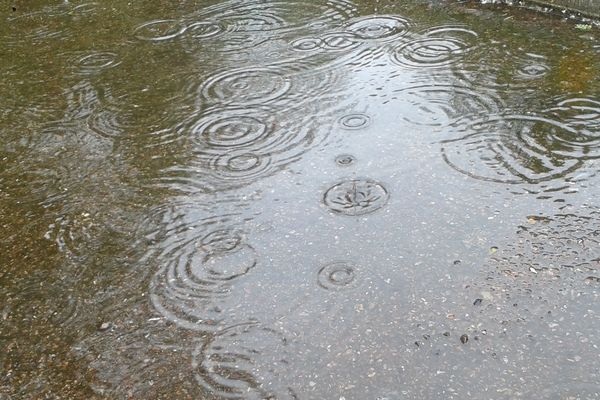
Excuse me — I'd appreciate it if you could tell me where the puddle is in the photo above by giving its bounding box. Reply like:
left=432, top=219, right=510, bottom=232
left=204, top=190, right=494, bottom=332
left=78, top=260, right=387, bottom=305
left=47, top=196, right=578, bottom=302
left=2, top=0, right=600, bottom=398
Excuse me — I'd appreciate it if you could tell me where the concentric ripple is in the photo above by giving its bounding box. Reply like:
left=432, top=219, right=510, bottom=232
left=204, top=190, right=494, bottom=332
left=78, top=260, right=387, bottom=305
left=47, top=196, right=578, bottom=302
left=5, top=282, right=80, bottom=328
left=344, top=15, right=411, bottom=42
left=291, top=32, right=361, bottom=52
left=198, top=68, right=291, bottom=106
left=184, top=20, right=225, bottom=39
left=512, top=51, right=550, bottom=81
left=86, top=104, right=130, bottom=139
left=391, top=84, right=504, bottom=127
left=391, top=25, right=477, bottom=68
left=218, top=12, right=287, bottom=32
left=150, top=226, right=257, bottom=331
left=75, top=51, right=121, bottom=75
left=516, top=62, right=550, bottom=80
left=317, top=261, right=360, bottom=290
left=339, top=113, right=371, bottom=130
left=133, top=19, right=188, bottom=41
left=324, top=179, right=389, bottom=216
left=192, top=323, right=298, bottom=399
left=189, top=0, right=356, bottom=34
left=156, top=105, right=328, bottom=192
left=546, top=97, right=600, bottom=136
left=206, top=150, right=273, bottom=185
left=441, top=115, right=586, bottom=185
left=291, top=37, right=323, bottom=51
left=199, top=229, right=243, bottom=253
left=189, top=110, right=272, bottom=148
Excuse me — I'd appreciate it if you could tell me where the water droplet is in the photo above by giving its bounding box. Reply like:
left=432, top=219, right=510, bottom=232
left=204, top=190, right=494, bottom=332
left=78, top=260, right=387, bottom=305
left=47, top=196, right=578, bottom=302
left=324, top=179, right=389, bottom=216
left=335, top=154, right=356, bottom=166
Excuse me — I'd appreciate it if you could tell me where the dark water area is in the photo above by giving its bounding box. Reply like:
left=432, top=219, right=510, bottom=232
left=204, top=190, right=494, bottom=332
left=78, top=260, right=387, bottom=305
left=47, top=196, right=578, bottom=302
left=1, top=0, right=600, bottom=398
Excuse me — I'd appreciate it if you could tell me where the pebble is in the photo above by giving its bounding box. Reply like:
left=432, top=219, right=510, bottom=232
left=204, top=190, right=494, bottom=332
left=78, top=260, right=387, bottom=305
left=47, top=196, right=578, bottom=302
left=99, top=322, right=111, bottom=331
left=460, top=334, right=469, bottom=344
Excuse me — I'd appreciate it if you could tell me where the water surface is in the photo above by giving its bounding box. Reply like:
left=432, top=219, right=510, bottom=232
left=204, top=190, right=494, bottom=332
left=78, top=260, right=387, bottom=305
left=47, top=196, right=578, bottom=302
left=1, top=0, right=600, bottom=398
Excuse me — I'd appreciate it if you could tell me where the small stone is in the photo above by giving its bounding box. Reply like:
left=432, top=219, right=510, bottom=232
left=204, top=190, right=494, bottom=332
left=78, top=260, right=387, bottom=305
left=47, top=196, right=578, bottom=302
left=453, top=260, right=461, bottom=265
left=460, top=334, right=468, bottom=344
left=473, top=298, right=483, bottom=306
left=489, top=247, right=498, bottom=254
left=584, top=276, right=600, bottom=284
left=443, top=331, right=450, bottom=337
left=99, top=322, right=111, bottom=331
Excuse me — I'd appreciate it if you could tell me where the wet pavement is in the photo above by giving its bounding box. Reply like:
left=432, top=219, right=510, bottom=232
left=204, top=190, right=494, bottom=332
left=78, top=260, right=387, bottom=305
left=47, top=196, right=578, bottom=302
left=1, top=0, right=600, bottom=398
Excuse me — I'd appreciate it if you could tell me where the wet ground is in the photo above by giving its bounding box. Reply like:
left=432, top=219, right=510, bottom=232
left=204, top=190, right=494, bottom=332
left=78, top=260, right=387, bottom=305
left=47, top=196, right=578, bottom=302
left=1, top=0, right=600, bottom=398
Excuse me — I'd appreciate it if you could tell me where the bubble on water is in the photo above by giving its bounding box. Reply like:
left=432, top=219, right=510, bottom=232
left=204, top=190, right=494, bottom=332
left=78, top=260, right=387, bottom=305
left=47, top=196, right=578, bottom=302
left=324, top=179, right=389, bottom=216
left=345, top=15, right=411, bottom=42
left=317, top=261, right=360, bottom=290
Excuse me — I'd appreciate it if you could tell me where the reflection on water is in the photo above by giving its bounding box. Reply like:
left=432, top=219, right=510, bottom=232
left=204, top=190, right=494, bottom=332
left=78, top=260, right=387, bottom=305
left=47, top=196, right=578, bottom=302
left=2, top=0, right=600, bottom=398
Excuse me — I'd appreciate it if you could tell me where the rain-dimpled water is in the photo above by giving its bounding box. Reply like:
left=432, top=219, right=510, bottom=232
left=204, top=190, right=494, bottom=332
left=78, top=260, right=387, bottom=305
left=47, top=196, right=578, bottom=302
left=2, top=0, right=600, bottom=398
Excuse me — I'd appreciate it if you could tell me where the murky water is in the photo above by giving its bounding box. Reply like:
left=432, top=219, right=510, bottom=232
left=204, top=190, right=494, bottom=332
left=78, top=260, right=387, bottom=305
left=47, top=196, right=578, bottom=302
left=2, top=0, right=600, bottom=398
